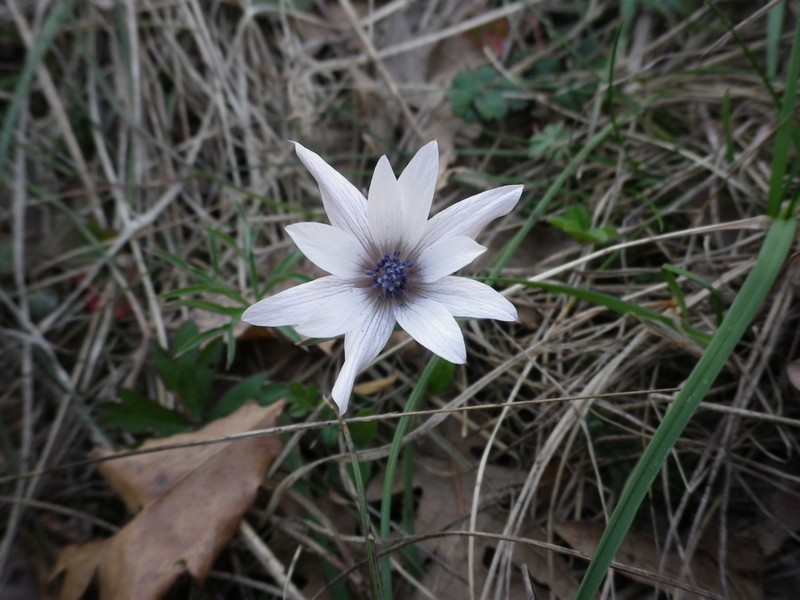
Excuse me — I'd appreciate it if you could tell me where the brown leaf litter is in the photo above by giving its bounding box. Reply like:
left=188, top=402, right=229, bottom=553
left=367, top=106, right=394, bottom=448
left=51, top=401, right=284, bottom=600
left=554, top=520, right=762, bottom=600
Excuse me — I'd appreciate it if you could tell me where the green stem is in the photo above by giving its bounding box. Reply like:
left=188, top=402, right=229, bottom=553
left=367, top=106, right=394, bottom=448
left=338, top=413, right=382, bottom=599
left=379, top=357, right=440, bottom=597
left=576, top=217, right=797, bottom=598
left=489, top=121, right=616, bottom=280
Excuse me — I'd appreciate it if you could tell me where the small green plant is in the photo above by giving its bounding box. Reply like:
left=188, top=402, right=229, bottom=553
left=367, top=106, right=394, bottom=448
left=449, top=65, right=527, bottom=123
left=548, top=204, right=617, bottom=244
left=426, top=359, right=456, bottom=395
left=288, top=387, right=377, bottom=452
left=528, top=121, right=571, bottom=161
left=100, top=322, right=288, bottom=436
left=156, top=205, right=305, bottom=367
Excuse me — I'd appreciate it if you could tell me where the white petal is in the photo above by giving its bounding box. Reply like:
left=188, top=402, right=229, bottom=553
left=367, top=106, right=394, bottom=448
left=416, top=236, right=486, bottom=283
left=417, top=276, right=517, bottom=321
left=398, top=141, right=438, bottom=247
left=418, top=185, right=523, bottom=250
left=295, top=287, right=373, bottom=338
left=367, top=155, right=404, bottom=253
left=286, top=222, right=366, bottom=278
left=394, top=297, right=466, bottom=364
left=331, top=299, right=395, bottom=413
left=293, top=142, right=373, bottom=248
left=242, top=277, right=361, bottom=328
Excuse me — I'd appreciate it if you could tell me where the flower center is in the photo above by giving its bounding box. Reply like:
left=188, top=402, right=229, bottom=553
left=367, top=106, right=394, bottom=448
left=366, top=251, right=414, bottom=299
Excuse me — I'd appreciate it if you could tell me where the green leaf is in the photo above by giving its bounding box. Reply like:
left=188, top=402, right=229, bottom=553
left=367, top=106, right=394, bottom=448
left=581, top=227, right=617, bottom=244
left=183, top=341, right=223, bottom=418
left=268, top=251, right=305, bottom=286
left=210, top=375, right=287, bottom=420
left=152, top=342, right=181, bottom=393
left=153, top=322, right=222, bottom=420
left=564, top=205, right=591, bottom=230
left=428, top=360, right=455, bottom=395
left=528, top=122, right=570, bottom=160
left=99, top=389, right=190, bottom=436
left=173, top=325, right=228, bottom=356
left=349, top=408, right=378, bottom=447
left=490, top=121, right=617, bottom=280
left=531, top=57, right=560, bottom=77
left=286, top=382, right=320, bottom=418
left=548, top=205, right=618, bottom=244
left=449, top=73, right=481, bottom=123
left=448, top=65, right=526, bottom=124
left=321, top=407, right=339, bottom=447
left=565, top=226, right=618, bottom=244
left=474, top=92, right=508, bottom=121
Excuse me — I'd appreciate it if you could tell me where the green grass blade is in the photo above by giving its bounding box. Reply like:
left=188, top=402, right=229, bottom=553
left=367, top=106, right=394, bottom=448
left=0, top=0, right=75, bottom=181
left=338, top=415, right=383, bottom=600
left=575, top=217, right=797, bottom=599
left=380, top=357, right=440, bottom=598
left=721, top=89, right=735, bottom=163
left=707, top=1, right=780, bottom=106
left=661, top=264, right=724, bottom=326
left=489, top=121, right=617, bottom=279
left=489, top=277, right=711, bottom=346
left=160, top=284, right=246, bottom=304
left=168, top=299, right=244, bottom=318
left=766, top=1, right=786, bottom=80
left=768, top=14, right=800, bottom=217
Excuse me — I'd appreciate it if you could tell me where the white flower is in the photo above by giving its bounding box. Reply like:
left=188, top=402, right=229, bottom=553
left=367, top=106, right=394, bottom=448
left=242, top=141, right=522, bottom=414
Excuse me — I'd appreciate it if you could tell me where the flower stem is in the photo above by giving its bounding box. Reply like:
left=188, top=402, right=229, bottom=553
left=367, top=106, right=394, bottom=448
left=338, top=409, right=383, bottom=599
left=379, top=356, right=440, bottom=598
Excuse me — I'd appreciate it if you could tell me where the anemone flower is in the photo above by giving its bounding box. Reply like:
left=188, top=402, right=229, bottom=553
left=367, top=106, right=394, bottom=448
left=242, top=141, right=522, bottom=414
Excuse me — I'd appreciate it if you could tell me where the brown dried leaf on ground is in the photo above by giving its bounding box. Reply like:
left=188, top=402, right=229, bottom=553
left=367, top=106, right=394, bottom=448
left=367, top=456, right=530, bottom=599
left=554, top=521, right=762, bottom=600
left=368, top=420, right=571, bottom=597
left=515, top=525, right=579, bottom=600
left=756, top=486, right=800, bottom=557
left=412, top=470, right=576, bottom=598
left=52, top=401, right=285, bottom=600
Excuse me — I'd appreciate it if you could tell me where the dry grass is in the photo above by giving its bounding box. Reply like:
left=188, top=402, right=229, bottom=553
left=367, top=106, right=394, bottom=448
left=1, top=1, right=799, bottom=598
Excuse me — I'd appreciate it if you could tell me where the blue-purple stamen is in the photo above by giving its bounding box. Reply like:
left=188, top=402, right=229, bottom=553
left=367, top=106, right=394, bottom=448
left=366, top=251, right=414, bottom=299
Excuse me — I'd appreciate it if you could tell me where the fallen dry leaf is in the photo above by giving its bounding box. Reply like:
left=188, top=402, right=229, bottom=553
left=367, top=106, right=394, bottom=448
left=363, top=419, right=570, bottom=597
left=52, top=401, right=284, bottom=600
left=554, top=520, right=762, bottom=600
left=51, top=540, right=109, bottom=600
left=366, top=455, right=529, bottom=599
left=92, top=401, right=284, bottom=512
left=756, top=486, right=800, bottom=556
left=515, top=524, right=578, bottom=600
